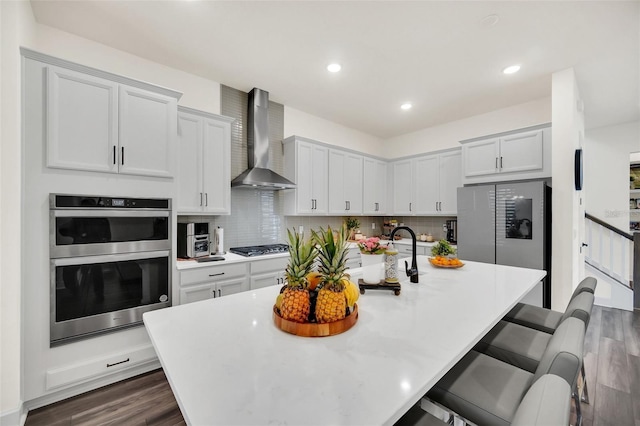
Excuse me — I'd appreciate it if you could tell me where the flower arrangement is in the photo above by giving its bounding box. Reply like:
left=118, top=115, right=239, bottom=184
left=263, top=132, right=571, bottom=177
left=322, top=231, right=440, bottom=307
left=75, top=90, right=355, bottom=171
left=357, top=237, right=387, bottom=255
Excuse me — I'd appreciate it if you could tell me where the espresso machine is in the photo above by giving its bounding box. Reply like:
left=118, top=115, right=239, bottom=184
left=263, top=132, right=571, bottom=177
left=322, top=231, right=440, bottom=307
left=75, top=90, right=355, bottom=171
left=446, top=219, right=457, bottom=244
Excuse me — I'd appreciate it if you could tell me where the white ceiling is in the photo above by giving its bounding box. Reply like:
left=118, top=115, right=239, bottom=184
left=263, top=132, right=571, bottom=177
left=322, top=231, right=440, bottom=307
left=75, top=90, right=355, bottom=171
left=30, top=1, right=640, bottom=139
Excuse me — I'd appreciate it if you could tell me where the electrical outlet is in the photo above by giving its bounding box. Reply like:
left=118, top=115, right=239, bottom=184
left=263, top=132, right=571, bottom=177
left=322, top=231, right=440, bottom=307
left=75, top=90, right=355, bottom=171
left=298, top=225, right=304, bottom=235
left=371, top=223, right=376, bottom=230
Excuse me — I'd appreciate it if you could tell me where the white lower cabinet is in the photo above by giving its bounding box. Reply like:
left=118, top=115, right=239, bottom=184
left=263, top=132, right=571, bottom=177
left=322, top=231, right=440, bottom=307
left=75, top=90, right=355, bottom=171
left=345, top=247, right=362, bottom=270
left=250, top=257, right=288, bottom=290
left=179, top=263, right=249, bottom=305
left=395, top=243, right=427, bottom=257
left=45, top=345, right=157, bottom=391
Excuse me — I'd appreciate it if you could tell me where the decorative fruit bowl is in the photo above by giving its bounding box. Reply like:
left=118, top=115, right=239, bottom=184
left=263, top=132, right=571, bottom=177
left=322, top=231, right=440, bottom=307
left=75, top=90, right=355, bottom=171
left=273, top=304, right=358, bottom=337
left=428, top=256, right=464, bottom=269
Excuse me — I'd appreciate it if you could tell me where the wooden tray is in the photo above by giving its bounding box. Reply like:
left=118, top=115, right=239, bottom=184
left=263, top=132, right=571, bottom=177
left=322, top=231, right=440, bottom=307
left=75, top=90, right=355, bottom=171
left=273, top=304, right=358, bottom=337
left=358, top=278, right=401, bottom=295
left=428, top=257, right=464, bottom=269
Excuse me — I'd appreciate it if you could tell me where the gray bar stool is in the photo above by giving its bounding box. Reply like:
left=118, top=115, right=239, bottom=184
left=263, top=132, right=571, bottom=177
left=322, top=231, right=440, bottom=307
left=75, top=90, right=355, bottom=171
left=504, top=277, right=596, bottom=334
left=395, top=374, right=571, bottom=426
left=425, top=317, right=585, bottom=426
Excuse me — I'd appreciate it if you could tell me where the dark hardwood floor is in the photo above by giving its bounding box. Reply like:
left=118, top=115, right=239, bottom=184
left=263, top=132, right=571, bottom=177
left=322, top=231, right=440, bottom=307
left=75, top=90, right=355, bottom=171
left=25, top=306, right=640, bottom=426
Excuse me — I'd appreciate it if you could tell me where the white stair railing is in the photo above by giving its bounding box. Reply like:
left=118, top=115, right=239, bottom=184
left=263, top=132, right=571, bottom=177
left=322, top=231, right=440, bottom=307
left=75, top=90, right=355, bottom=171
left=585, top=214, right=633, bottom=288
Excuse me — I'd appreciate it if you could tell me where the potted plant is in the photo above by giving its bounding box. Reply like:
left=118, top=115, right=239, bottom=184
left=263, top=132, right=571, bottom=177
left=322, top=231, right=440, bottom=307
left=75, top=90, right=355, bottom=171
left=357, top=237, right=387, bottom=284
left=345, top=217, right=360, bottom=240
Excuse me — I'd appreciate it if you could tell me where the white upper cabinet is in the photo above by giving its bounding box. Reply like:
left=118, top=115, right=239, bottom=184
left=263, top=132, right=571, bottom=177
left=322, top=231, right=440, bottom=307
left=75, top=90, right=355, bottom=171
left=177, top=107, right=233, bottom=215
left=414, top=155, right=439, bottom=214
left=392, top=159, right=413, bottom=214
left=283, top=137, right=329, bottom=215
left=392, top=149, right=462, bottom=215
left=328, top=149, right=363, bottom=215
left=438, top=150, right=462, bottom=215
left=461, top=126, right=551, bottom=185
left=118, top=85, right=176, bottom=178
left=44, top=60, right=181, bottom=178
left=363, top=157, right=387, bottom=215
left=47, top=66, right=119, bottom=173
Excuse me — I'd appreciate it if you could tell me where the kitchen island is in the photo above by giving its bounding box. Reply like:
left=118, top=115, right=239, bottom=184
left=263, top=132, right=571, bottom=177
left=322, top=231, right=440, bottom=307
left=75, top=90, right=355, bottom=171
left=144, top=256, right=546, bottom=425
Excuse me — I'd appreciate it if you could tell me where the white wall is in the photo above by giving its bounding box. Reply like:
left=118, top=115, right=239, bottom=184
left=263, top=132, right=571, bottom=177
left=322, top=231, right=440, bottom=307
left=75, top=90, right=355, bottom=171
left=551, top=68, right=584, bottom=312
left=381, top=97, right=551, bottom=158
left=284, top=106, right=384, bottom=156
left=585, top=121, right=640, bottom=231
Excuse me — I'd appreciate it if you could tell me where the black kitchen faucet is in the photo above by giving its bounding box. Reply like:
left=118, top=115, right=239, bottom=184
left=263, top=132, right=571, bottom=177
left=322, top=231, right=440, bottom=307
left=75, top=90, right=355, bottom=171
left=389, top=226, right=419, bottom=283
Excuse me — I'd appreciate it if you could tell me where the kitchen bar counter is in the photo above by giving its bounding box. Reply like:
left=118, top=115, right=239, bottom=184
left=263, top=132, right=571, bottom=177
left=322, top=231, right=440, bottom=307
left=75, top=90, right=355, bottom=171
left=146, top=256, right=545, bottom=425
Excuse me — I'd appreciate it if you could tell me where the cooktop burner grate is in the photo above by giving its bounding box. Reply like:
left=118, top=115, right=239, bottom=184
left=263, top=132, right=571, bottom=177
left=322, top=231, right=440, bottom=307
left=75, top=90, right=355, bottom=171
left=229, top=243, right=289, bottom=257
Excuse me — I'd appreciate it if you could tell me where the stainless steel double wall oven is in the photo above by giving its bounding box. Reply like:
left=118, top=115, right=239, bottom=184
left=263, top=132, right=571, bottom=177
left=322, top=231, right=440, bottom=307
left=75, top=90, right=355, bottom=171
left=49, top=194, right=172, bottom=345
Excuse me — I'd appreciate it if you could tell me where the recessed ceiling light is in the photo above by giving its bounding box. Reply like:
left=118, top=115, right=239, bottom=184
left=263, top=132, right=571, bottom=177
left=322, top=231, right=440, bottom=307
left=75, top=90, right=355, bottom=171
left=503, top=65, right=521, bottom=75
left=400, top=103, right=412, bottom=110
left=327, top=63, right=341, bottom=73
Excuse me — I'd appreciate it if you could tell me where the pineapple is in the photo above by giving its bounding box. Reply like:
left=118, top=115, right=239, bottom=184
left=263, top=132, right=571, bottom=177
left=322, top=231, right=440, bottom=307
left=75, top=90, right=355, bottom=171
left=313, top=226, right=348, bottom=323
left=280, top=229, right=316, bottom=323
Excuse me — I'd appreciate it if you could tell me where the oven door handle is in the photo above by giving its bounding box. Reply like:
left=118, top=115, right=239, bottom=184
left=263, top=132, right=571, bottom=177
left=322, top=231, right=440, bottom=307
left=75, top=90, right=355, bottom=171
left=51, top=250, right=170, bottom=266
left=52, top=210, right=170, bottom=218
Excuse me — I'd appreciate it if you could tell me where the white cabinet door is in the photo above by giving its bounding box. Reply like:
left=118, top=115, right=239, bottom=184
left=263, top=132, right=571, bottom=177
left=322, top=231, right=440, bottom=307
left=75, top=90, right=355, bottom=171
left=463, top=138, right=499, bottom=177
left=180, top=283, right=215, bottom=305
left=310, top=144, right=329, bottom=214
left=329, top=149, right=363, bottom=215
left=499, top=130, right=543, bottom=174
left=177, top=113, right=204, bottom=212
left=328, top=149, right=346, bottom=214
left=46, top=66, right=118, bottom=173
left=438, top=150, right=462, bottom=215
left=295, top=142, right=314, bottom=214
left=345, top=247, right=362, bottom=270
left=363, top=158, right=387, bottom=215
left=344, top=153, right=363, bottom=214
left=177, top=109, right=232, bottom=215
left=216, top=277, right=250, bottom=298
left=118, top=85, right=176, bottom=178
left=414, top=155, right=439, bottom=214
left=393, top=160, right=413, bottom=214
left=251, top=272, right=286, bottom=290
left=202, top=117, right=231, bottom=214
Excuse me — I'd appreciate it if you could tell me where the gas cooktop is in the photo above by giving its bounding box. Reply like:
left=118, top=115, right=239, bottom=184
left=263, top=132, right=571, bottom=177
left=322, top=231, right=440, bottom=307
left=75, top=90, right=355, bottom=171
left=229, top=244, right=289, bottom=257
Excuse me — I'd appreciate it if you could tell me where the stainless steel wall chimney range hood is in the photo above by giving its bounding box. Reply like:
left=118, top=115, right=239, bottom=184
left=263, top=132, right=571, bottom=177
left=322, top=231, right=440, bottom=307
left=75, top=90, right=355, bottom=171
left=231, top=88, right=296, bottom=190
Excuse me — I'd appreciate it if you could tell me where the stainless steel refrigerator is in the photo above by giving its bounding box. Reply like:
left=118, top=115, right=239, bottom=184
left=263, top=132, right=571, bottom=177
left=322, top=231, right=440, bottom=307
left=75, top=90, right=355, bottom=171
left=457, top=181, right=551, bottom=308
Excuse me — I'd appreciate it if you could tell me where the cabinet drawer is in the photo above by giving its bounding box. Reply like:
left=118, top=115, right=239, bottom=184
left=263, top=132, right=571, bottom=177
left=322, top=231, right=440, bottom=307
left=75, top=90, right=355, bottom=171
left=250, top=257, right=288, bottom=275
left=46, top=344, right=157, bottom=390
left=180, top=263, right=248, bottom=285
left=396, top=244, right=414, bottom=255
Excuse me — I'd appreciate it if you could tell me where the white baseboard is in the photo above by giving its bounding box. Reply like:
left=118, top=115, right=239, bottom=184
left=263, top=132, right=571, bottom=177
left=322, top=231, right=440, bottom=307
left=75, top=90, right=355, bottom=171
left=0, top=401, right=25, bottom=426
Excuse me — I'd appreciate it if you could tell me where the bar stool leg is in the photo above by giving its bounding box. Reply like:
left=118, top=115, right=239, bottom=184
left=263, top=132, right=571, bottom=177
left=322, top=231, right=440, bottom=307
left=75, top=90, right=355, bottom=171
left=572, top=391, right=583, bottom=426
left=581, top=364, right=590, bottom=404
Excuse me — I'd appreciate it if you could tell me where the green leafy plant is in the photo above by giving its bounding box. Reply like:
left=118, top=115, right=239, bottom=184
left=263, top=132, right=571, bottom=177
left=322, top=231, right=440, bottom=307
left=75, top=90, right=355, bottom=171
left=431, top=239, right=456, bottom=257
left=345, top=217, right=360, bottom=231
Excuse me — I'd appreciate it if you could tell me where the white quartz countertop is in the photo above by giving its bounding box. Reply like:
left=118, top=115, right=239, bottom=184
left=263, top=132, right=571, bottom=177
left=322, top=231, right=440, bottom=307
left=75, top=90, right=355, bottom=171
left=145, top=256, right=545, bottom=425
left=176, top=251, right=289, bottom=270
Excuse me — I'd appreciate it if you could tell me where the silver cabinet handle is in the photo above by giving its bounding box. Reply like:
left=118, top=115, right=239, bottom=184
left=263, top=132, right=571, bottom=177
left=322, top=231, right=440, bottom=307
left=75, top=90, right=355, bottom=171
left=409, top=202, right=412, bottom=212
left=375, top=202, right=379, bottom=211
left=218, top=289, right=221, bottom=297
left=200, top=193, right=203, bottom=206
left=496, top=157, right=498, bottom=169
left=121, top=147, right=124, bottom=165
left=205, top=193, right=208, bottom=206
left=500, top=157, right=503, bottom=169
left=113, top=146, right=117, bottom=165
left=209, top=272, right=225, bottom=277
